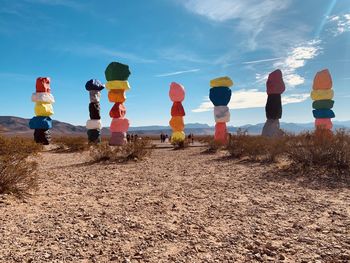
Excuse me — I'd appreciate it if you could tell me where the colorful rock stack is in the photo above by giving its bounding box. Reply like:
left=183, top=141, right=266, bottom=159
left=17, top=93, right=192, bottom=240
left=105, top=62, right=130, bottom=146
left=209, top=77, right=233, bottom=144
left=85, top=79, right=104, bottom=143
left=29, top=77, right=54, bottom=145
left=169, top=82, right=186, bottom=144
left=311, top=69, right=335, bottom=131
left=262, top=70, right=285, bottom=137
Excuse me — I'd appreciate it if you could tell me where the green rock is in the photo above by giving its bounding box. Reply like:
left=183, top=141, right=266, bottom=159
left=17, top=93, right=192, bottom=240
left=312, top=99, right=334, bottom=110
left=105, top=62, right=131, bottom=81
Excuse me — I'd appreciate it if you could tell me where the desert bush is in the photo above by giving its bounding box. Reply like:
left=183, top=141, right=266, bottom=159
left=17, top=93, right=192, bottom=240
left=0, top=136, right=39, bottom=198
left=171, top=139, right=189, bottom=150
left=53, top=136, right=89, bottom=153
left=285, top=129, right=350, bottom=176
left=0, top=136, right=43, bottom=158
left=227, top=134, right=287, bottom=162
left=90, top=138, right=152, bottom=163
left=202, top=137, right=223, bottom=154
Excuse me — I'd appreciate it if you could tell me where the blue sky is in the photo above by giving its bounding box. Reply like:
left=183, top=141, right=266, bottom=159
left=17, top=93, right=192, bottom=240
left=0, top=0, right=349, bottom=126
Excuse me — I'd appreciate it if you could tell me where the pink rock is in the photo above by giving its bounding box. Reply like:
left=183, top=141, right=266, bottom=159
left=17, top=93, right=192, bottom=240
left=110, top=118, right=129, bottom=133
left=214, top=122, right=228, bottom=144
left=169, top=82, right=185, bottom=102
left=109, top=132, right=127, bottom=146
left=315, top=118, right=333, bottom=130
left=266, top=69, right=285, bottom=95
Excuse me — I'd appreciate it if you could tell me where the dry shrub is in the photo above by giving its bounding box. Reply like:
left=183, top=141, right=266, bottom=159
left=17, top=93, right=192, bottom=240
left=0, top=136, right=39, bottom=198
left=202, top=137, right=223, bottom=154
left=53, top=136, right=89, bottom=153
left=286, top=129, right=350, bottom=176
left=227, top=134, right=287, bottom=163
left=171, top=139, right=189, bottom=150
left=90, top=139, right=152, bottom=163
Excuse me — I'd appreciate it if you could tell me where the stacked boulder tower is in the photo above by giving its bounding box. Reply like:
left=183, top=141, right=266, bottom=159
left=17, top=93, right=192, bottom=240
left=169, top=82, right=186, bottom=144
left=262, top=70, right=285, bottom=137
left=29, top=77, right=54, bottom=145
left=311, top=69, right=335, bottom=131
left=85, top=79, right=104, bottom=143
left=209, top=77, right=233, bottom=144
left=105, top=62, right=131, bottom=146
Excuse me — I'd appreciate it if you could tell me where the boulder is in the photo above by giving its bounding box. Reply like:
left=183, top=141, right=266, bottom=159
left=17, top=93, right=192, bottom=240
left=110, top=118, right=129, bottom=133
left=89, top=90, right=101, bottom=103
left=89, top=102, right=101, bottom=120
left=210, top=76, right=233, bottom=88
left=169, top=116, right=185, bottom=132
left=105, top=80, right=130, bottom=91
left=312, top=69, right=332, bottom=90
left=109, top=132, right=127, bottom=146
left=86, top=119, right=102, bottom=130
left=36, top=77, right=51, bottom=93
left=108, top=90, right=126, bottom=103
left=109, top=103, right=126, bottom=118
left=266, top=69, right=285, bottom=95
left=105, top=62, right=131, bottom=81
left=29, top=116, right=52, bottom=130
left=315, top=118, right=333, bottom=130
left=171, top=102, right=185, bottom=117
left=312, top=99, right=334, bottom=110
left=261, top=119, right=283, bottom=137
left=31, top=93, right=55, bottom=104
left=265, top=94, right=282, bottom=119
left=209, top=87, right=232, bottom=106
left=311, top=89, right=334, bottom=101
left=85, top=79, right=105, bottom=91
left=312, top=109, right=335, bottom=119
left=169, top=82, right=185, bottom=102
left=171, top=131, right=185, bottom=143
left=34, top=129, right=51, bottom=145
left=214, top=106, right=230, bottom=123
left=87, top=129, right=101, bottom=143
left=214, top=122, right=228, bottom=144
left=35, top=102, right=54, bottom=117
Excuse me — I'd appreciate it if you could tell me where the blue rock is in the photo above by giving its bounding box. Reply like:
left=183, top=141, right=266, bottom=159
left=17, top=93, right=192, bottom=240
left=209, top=87, right=232, bottom=106
left=313, top=109, right=335, bottom=119
left=29, top=117, right=52, bottom=130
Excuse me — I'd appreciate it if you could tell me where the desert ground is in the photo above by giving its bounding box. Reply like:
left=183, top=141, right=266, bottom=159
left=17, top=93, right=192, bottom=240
left=0, top=144, right=349, bottom=263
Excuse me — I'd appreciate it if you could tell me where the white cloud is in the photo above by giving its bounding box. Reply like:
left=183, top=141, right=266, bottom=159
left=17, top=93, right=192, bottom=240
left=242, top=57, right=284, bottom=65
left=192, top=89, right=308, bottom=112
left=327, top=14, right=350, bottom=36
left=155, top=69, right=200, bottom=77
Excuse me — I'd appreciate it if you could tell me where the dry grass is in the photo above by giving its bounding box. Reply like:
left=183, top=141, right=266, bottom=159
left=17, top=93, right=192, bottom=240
left=90, top=139, right=152, bottom=163
left=53, top=136, right=89, bottom=153
left=0, top=136, right=40, bottom=198
left=200, top=136, right=223, bottom=154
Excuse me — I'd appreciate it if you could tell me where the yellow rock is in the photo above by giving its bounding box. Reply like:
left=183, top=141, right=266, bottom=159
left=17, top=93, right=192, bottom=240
left=35, top=103, right=54, bottom=116
left=171, top=131, right=185, bottom=143
left=311, top=89, right=334, bottom=101
left=105, top=80, right=130, bottom=91
left=210, top=76, right=233, bottom=88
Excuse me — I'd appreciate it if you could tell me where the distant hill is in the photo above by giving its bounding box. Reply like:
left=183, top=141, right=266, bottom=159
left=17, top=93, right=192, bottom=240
left=0, top=116, right=349, bottom=137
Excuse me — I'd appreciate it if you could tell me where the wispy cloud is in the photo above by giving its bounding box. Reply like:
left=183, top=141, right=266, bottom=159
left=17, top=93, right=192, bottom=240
left=327, top=14, right=350, bottom=36
left=242, top=57, right=284, bottom=65
left=57, top=44, right=155, bottom=63
left=192, top=89, right=308, bottom=112
left=155, top=69, right=200, bottom=77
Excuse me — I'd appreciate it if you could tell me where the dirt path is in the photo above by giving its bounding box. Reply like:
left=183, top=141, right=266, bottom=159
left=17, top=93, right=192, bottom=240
left=0, top=147, right=349, bottom=262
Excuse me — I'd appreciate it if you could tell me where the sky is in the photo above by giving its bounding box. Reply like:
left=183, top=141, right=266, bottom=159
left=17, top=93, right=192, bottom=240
left=0, top=0, right=349, bottom=127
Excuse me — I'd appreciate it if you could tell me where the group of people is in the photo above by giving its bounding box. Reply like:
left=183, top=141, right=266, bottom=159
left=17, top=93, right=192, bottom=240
left=126, top=133, right=138, bottom=143
left=160, top=133, right=169, bottom=143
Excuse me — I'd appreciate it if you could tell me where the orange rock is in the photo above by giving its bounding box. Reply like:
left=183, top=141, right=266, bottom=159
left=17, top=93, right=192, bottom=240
left=108, top=90, right=126, bottom=103
left=169, top=116, right=184, bottom=132
left=312, top=69, right=332, bottom=90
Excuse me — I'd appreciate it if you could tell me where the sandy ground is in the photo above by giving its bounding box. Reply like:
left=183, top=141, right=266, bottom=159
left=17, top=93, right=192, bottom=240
left=0, top=146, right=349, bottom=263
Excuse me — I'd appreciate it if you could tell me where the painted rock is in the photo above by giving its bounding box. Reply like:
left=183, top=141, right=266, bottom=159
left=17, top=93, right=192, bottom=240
left=105, top=62, right=131, bottom=81
left=108, top=90, right=126, bottom=103
left=312, top=69, right=332, bottom=90
left=29, top=116, right=52, bottom=130
left=214, top=106, right=230, bottom=122
left=35, top=102, right=54, bottom=116
left=89, top=102, right=101, bottom=120
left=36, top=77, right=51, bottom=93
left=110, top=132, right=127, bottom=146
left=32, top=93, right=55, bottom=104
left=169, top=82, right=185, bottom=102
left=315, top=118, right=333, bottom=130
left=171, top=131, right=186, bottom=143
left=86, top=119, right=102, bottom=130
left=312, top=99, right=334, bottom=110
left=89, top=90, right=101, bottom=103
left=313, top=109, right=335, bottom=119
left=105, top=80, right=130, bottom=91
left=311, top=89, right=334, bottom=100
left=265, top=94, right=282, bottom=119
left=169, top=116, right=185, bottom=132
left=87, top=129, right=101, bottom=143
left=85, top=79, right=105, bottom=91
left=266, top=69, right=285, bottom=95
left=171, top=102, right=185, bottom=117
left=110, top=118, right=129, bottom=133
left=262, top=119, right=283, bottom=137
left=214, top=122, right=228, bottom=144
left=209, top=87, right=232, bottom=106
left=34, top=129, right=51, bottom=145
left=110, top=103, right=126, bottom=118
left=210, top=76, right=233, bottom=88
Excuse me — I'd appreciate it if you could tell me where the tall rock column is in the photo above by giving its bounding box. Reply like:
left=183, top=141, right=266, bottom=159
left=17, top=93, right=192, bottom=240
left=105, top=62, right=131, bottom=146
left=311, top=69, right=335, bottom=131
left=209, top=77, right=233, bottom=144
left=85, top=79, right=104, bottom=143
left=169, top=82, right=185, bottom=144
left=262, top=70, right=285, bottom=137
left=29, top=77, right=54, bottom=145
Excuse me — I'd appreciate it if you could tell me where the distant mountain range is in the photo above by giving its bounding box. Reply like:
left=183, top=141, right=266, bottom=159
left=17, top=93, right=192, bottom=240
left=1, top=116, right=349, bottom=137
